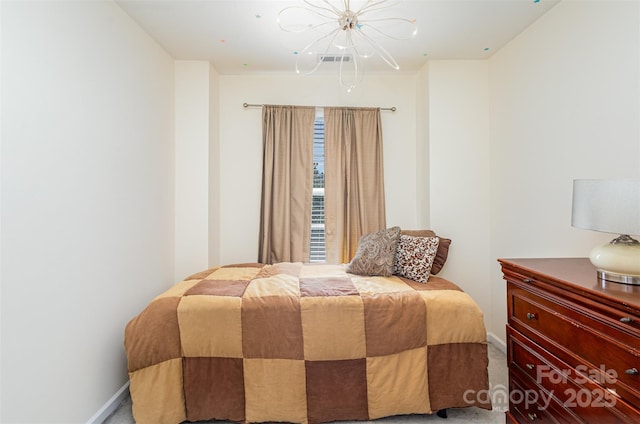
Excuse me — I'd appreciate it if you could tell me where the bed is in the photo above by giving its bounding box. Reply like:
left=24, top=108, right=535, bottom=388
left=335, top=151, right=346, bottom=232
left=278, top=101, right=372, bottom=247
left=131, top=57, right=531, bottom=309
left=124, top=229, right=491, bottom=424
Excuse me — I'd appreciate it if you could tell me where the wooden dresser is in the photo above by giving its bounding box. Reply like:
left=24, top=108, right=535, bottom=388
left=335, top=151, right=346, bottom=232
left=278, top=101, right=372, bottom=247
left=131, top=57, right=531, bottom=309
left=499, top=258, right=640, bottom=423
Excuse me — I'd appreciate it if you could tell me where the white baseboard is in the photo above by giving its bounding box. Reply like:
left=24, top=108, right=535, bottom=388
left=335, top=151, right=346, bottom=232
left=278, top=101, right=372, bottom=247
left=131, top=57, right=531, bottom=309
left=487, top=331, right=506, bottom=354
left=86, top=380, right=130, bottom=424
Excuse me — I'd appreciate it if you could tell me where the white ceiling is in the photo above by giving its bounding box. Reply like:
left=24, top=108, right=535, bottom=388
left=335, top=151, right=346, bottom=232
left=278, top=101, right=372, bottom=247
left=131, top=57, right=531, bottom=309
left=115, top=0, right=560, bottom=75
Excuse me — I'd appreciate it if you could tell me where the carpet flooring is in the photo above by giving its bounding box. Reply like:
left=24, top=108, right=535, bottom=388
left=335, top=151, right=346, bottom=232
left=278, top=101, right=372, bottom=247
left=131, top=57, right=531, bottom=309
left=104, top=343, right=508, bottom=424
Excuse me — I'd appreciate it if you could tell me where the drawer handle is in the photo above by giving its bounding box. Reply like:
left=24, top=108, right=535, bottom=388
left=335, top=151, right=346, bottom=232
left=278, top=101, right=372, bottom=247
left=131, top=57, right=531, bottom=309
left=523, top=278, right=533, bottom=284
left=526, top=363, right=535, bottom=370
left=625, top=368, right=639, bottom=375
left=526, top=312, right=537, bottom=320
left=620, top=317, right=634, bottom=324
left=528, top=412, right=538, bottom=421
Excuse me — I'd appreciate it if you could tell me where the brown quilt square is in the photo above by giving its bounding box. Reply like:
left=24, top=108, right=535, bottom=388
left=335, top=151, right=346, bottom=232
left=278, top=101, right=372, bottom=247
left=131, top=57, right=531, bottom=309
left=300, top=277, right=359, bottom=297
left=363, top=291, right=427, bottom=357
left=427, top=343, right=491, bottom=411
left=125, top=297, right=182, bottom=372
left=242, top=295, right=304, bottom=359
left=305, top=359, right=369, bottom=423
left=184, top=279, right=250, bottom=297
left=398, top=275, right=463, bottom=292
left=183, top=357, right=245, bottom=422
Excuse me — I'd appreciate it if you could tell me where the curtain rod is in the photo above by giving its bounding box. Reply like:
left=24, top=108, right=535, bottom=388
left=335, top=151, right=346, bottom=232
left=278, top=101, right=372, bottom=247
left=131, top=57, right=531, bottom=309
left=242, top=102, right=396, bottom=112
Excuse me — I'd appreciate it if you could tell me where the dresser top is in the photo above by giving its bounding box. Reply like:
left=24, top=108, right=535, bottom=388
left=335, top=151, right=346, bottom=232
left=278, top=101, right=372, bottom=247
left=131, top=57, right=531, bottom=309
left=499, top=257, right=640, bottom=312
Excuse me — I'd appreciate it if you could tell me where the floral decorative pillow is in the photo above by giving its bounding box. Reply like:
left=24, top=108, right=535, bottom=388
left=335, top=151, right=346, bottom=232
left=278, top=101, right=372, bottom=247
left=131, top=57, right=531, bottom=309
left=346, top=226, right=401, bottom=276
left=394, top=235, right=440, bottom=283
left=400, top=230, right=451, bottom=274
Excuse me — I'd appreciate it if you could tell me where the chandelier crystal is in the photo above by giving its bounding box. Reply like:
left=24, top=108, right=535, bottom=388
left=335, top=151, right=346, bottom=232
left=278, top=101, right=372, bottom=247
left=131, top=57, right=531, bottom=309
left=278, top=0, right=417, bottom=92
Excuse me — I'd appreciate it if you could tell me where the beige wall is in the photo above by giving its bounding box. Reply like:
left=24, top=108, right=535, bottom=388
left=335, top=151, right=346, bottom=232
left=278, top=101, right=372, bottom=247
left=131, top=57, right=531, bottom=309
left=1, top=1, right=175, bottom=422
left=214, top=74, right=422, bottom=264
left=175, top=0, right=640, bottom=350
left=488, top=0, right=640, bottom=343
left=4, top=1, right=640, bottom=421
left=174, top=61, right=216, bottom=281
left=426, top=61, right=492, bottom=322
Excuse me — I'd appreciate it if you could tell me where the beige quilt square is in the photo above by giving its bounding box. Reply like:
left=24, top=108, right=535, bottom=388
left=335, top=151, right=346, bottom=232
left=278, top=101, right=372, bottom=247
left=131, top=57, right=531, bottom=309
left=419, top=290, right=487, bottom=345
left=178, top=295, right=242, bottom=357
left=206, top=266, right=262, bottom=281
left=299, top=263, right=347, bottom=278
left=153, top=279, right=200, bottom=300
left=243, top=273, right=300, bottom=298
left=244, top=358, right=307, bottom=423
left=300, top=295, right=365, bottom=360
left=366, top=347, right=430, bottom=419
left=129, top=358, right=186, bottom=424
left=351, top=275, right=413, bottom=296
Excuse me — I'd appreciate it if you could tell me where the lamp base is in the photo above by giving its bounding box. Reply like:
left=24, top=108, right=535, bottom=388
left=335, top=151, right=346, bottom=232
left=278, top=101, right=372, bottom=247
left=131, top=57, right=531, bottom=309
left=590, top=235, right=640, bottom=286
left=597, top=270, right=640, bottom=286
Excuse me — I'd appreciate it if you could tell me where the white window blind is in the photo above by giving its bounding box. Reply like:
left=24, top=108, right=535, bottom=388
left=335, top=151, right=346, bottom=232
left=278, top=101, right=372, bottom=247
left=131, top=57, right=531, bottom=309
left=310, top=112, right=326, bottom=263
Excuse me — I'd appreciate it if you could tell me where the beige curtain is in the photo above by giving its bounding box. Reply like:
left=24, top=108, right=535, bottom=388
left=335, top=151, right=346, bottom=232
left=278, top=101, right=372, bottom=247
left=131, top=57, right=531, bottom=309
left=258, top=105, right=315, bottom=264
left=324, top=107, right=386, bottom=264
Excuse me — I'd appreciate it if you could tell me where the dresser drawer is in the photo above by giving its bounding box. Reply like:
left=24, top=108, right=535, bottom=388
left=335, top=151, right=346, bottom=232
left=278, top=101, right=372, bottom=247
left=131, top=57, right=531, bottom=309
left=508, top=326, right=639, bottom=423
left=508, top=283, right=640, bottom=406
left=501, top=259, right=640, bottom=424
left=508, top=371, right=576, bottom=424
left=505, top=267, right=640, bottom=338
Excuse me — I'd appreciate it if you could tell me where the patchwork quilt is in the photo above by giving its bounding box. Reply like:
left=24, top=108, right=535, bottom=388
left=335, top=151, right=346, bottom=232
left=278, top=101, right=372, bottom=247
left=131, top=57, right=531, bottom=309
left=125, top=262, right=491, bottom=424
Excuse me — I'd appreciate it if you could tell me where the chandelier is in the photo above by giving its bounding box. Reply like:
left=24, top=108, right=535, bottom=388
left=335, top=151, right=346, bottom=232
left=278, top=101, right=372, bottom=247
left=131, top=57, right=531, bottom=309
left=278, top=0, right=417, bottom=92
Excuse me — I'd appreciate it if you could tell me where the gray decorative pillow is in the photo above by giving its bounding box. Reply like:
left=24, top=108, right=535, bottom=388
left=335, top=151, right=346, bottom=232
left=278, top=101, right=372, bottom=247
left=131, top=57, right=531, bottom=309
left=394, top=235, right=440, bottom=283
left=346, top=226, right=401, bottom=276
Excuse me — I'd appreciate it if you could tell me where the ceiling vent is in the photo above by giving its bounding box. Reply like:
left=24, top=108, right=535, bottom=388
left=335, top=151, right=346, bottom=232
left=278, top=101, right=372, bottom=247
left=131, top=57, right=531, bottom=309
left=319, top=54, right=352, bottom=63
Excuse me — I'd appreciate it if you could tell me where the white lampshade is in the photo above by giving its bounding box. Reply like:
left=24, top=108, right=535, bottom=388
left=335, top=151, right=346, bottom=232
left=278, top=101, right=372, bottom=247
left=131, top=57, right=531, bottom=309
left=572, top=179, right=640, bottom=236
left=571, top=179, right=640, bottom=285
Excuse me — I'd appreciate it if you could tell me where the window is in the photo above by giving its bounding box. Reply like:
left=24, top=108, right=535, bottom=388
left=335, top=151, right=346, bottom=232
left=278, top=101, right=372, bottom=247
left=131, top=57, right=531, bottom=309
left=309, top=111, right=326, bottom=262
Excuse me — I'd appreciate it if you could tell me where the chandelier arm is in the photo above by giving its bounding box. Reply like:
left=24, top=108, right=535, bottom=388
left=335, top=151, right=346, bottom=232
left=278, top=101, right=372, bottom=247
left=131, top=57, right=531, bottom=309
left=279, top=13, right=342, bottom=33
left=355, top=0, right=392, bottom=16
left=276, top=3, right=337, bottom=22
left=354, top=29, right=400, bottom=69
left=304, top=0, right=342, bottom=16
left=357, top=17, right=417, bottom=40
left=296, top=27, right=343, bottom=75
left=339, top=30, right=363, bottom=92
left=339, top=65, right=355, bottom=92
left=300, top=26, right=342, bottom=56
left=280, top=0, right=412, bottom=91
left=351, top=30, right=379, bottom=60
left=344, top=29, right=357, bottom=53
left=296, top=56, right=324, bottom=76
left=339, top=54, right=360, bottom=92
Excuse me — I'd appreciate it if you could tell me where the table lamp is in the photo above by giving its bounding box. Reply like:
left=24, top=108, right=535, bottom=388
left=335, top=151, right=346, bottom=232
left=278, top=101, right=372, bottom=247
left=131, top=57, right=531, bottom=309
left=572, top=179, right=640, bottom=285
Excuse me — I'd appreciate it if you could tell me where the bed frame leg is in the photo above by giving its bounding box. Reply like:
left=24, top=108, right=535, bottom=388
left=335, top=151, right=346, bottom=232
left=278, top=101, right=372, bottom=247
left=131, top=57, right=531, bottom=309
left=436, top=409, right=447, bottom=418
